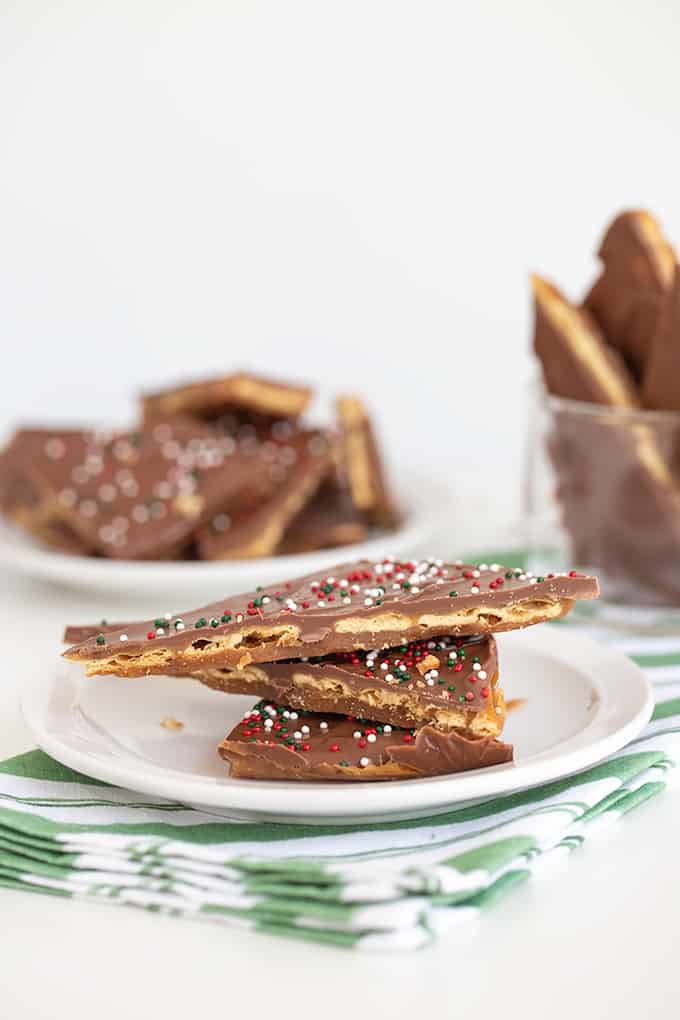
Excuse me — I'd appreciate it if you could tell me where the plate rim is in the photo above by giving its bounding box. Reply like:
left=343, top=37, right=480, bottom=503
left=0, top=475, right=449, bottom=592
left=21, top=627, right=655, bottom=823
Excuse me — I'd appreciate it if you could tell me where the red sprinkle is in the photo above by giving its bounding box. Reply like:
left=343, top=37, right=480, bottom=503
left=147, top=631, right=155, bottom=640
left=481, top=686, right=490, bottom=698
left=302, top=743, right=311, bottom=752
left=403, top=734, right=413, bottom=743
left=330, top=743, right=340, bottom=752
left=465, top=691, right=474, bottom=701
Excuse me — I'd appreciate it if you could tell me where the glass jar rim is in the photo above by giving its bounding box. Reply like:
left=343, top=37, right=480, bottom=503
left=533, top=377, right=680, bottom=425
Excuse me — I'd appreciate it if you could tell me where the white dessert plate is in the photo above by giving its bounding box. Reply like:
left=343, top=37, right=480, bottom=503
left=0, top=476, right=447, bottom=599
left=22, top=627, right=653, bottom=824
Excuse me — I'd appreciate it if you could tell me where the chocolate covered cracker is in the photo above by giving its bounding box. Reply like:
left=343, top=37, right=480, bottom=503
left=584, top=210, right=675, bottom=376
left=197, top=430, right=332, bottom=559
left=336, top=396, right=398, bottom=528
left=4, top=420, right=286, bottom=559
left=142, top=372, right=312, bottom=424
left=532, top=274, right=639, bottom=406
left=199, top=634, right=505, bottom=736
left=218, top=701, right=513, bottom=782
left=63, top=557, right=598, bottom=677
left=642, top=264, right=680, bottom=411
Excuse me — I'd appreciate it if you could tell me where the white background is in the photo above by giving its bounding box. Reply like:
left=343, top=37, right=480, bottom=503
left=2, top=0, right=680, bottom=530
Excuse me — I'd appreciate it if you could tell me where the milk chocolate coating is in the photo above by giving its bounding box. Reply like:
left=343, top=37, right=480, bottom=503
left=532, top=274, right=639, bottom=407
left=583, top=210, right=675, bottom=377
left=198, top=634, right=503, bottom=734
left=218, top=701, right=514, bottom=782
left=62, top=557, right=599, bottom=676
left=277, top=479, right=368, bottom=554
left=196, top=430, right=332, bottom=559
left=642, top=264, right=680, bottom=411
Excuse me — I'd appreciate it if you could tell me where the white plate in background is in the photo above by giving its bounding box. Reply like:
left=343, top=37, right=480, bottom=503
left=0, top=476, right=449, bottom=598
left=22, top=628, right=653, bottom=824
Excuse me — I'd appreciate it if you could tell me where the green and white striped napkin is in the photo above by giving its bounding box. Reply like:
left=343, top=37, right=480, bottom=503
left=2, top=629, right=679, bottom=949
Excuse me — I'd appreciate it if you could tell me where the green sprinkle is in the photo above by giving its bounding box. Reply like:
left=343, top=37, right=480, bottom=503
left=256, top=585, right=263, bottom=592
left=505, top=571, right=513, bottom=579
left=449, top=590, right=458, bottom=597
left=154, top=619, right=164, bottom=628
left=195, top=618, right=207, bottom=628
left=221, top=614, right=231, bottom=623
left=95, top=634, right=105, bottom=646
left=448, top=685, right=456, bottom=692
left=210, top=618, right=220, bottom=628
left=537, top=576, right=545, bottom=583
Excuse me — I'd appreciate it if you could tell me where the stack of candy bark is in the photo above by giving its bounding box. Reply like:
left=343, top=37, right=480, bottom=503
left=63, top=558, right=599, bottom=781
left=532, top=209, right=680, bottom=604
left=0, top=372, right=397, bottom=560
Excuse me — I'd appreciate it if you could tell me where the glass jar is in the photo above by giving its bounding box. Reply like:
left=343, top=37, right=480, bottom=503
left=524, top=382, right=680, bottom=632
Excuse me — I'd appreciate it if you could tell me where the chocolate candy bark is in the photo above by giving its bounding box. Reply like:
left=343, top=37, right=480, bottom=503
left=196, top=430, right=332, bottom=559
left=63, top=557, right=599, bottom=676
left=532, top=275, right=639, bottom=406
left=336, top=396, right=398, bottom=528
left=142, top=372, right=312, bottom=424
left=277, top=480, right=368, bottom=554
left=7, top=419, right=286, bottom=559
left=218, top=701, right=514, bottom=782
left=199, top=634, right=505, bottom=736
left=584, top=210, right=675, bottom=377
left=642, top=263, right=680, bottom=411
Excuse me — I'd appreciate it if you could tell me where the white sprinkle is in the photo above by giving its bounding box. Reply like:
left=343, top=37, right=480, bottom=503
left=301, top=725, right=310, bottom=735
left=175, top=622, right=185, bottom=631
left=364, top=597, right=373, bottom=606
left=473, top=662, right=481, bottom=671
left=119, top=634, right=128, bottom=642
left=471, top=586, right=480, bottom=594
left=353, top=731, right=362, bottom=739
left=367, top=733, right=377, bottom=743
left=478, top=670, right=487, bottom=680
left=293, top=731, right=302, bottom=740
left=155, top=628, right=165, bottom=637
left=45, top=438, right=66, bottom=460
left=383, top=725, right=392, bottom=734
left=490, top=563, right=500, bottom=571
left=319, top=721, right=328, bottom=730
left=359, top=757, right=370, bottom=767
left=380, top=662, right=389, bottom=670
left=289, top=712, right=298, bottom=720
left=385, top=674, right=393, bottom=682
left=164, top=613, right=172, bottom=621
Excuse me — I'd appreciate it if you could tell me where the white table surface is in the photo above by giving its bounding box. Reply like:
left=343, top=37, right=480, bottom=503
left=1, top=572, right=678, bottom=1020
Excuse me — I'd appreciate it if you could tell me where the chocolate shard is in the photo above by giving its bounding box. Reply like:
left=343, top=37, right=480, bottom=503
left=62, top=557, right=599, bottom=677
left=218, top=701, right=513, bottom=782
left=198, top=633, right=505, bottom=736
left=532, top=274, right=639, bottom=406
left=335, top=396, right=398, bottom=528
left=141, top=372, right=313, bottom=424
left=196, top=430, right=332, bottom=559
left=642, top=263, right=680, bottom=411
left=583, top=210, right=675, bottom=376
